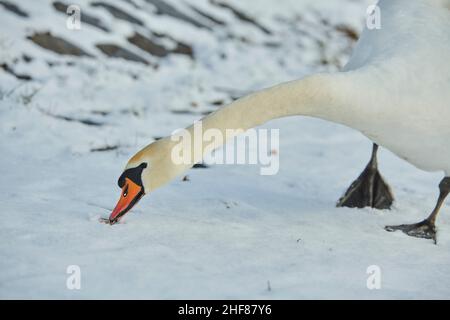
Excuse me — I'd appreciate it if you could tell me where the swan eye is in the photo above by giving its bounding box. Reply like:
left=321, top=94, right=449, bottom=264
left=123, top=185, right=129, bottom=197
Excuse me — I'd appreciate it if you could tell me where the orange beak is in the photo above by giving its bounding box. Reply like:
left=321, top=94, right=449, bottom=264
left=108, top=177, right=144, bottom=224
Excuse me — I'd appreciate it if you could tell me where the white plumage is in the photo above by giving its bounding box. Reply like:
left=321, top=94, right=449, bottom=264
left=341, top=0, right=450, bottom=174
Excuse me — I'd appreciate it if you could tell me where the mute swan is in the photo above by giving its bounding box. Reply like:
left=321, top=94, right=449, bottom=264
left=105, top=0, right=450, bottom=243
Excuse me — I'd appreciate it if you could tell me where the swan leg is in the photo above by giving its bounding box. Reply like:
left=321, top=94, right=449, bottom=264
left=385, top=177, right=450, bottom=244
left=337, top=144, right=394, bottom=209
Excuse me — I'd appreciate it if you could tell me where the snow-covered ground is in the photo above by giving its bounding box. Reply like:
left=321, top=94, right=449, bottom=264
left=1, top=0, right=450, bottom=299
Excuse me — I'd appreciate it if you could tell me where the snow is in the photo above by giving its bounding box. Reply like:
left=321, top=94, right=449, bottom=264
left=1, top=0, right=450, bottom=299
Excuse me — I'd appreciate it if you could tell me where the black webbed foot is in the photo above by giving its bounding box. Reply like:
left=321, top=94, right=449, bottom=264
left=385, top=219, right=437, bottom=244
left=337, top=152, right=394, bottom=210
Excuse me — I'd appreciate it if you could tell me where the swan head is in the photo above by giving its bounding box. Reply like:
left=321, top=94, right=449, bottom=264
left=108, top=138, right=183, bottom=224
left=108, top=162, right=147, bottom=224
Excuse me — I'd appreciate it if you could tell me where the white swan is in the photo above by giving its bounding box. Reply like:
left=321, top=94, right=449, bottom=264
left=105, top=0, right=450, bottom=243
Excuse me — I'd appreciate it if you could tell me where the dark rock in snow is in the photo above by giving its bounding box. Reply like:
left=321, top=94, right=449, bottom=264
left=90, top=145, right=119, bottom=152
left=27, top=32, right=92, bottom=57
left=170, top=109, right=212, bottom=115
left=128, top=31, right=194, bottom=58
left=172, top=41, right=193, bottom=58
left=46, top=113, right=105, bottom=126
left=144, top=0, right=210, bottom=30
left=91, top=2, right=144, bottom=26
left=335, top=24, right=359, bottom=41
left=153, top=31, right=194, bottom=58
left=0, top=63, right=32, bottom=81
left=96, top=43, right=149, bottom=65
left=91, top=110, right=110, bottom=116
left=127, top=32, right=170, bottom=57
left=210, top=99, right=225, bottom=106
left=210, top=0, right=271, bottom=35
left=22, top=54, right=33, bottom=63
left=187, top=4, right=226, bottom=26
left=120, top=0, right=141, bottom=10
left=0, top=0, right=29, bottom=18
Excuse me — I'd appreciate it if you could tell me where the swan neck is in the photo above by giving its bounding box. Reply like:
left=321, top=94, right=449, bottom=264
left=181, top=73, right=348, bottom=165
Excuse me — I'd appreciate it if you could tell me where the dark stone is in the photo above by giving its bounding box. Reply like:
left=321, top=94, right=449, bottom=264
left=91, top=2, right=144, bottom=26
left=22, top=54, right=33, bottom=63
left=144, top=0, right=210, bottom=30
left=127, top=32, right=169, bottom=57
left=120, top=0, right=141, bottom=10
left=0, top=63, right=32, bottom=81
left=90, top=145, right=119, bottom=152
left=128, top=31, right=194, bottom=58
left=48, top=113, right=104, bottom=126
left=0, top=0, right=29, bottom=18
left=210, top=0, right=271, bottom=35
left=96, top=43, right=149, bottom=65
left=335, top=25, right=359, bottom=41
left=172, top=42, right=193, bottom=58
left=187, top=4, right=226, bottom=26
left=27, top=32, right=92, bottom=57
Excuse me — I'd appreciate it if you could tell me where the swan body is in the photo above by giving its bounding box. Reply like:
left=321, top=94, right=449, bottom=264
left=107, top=0, right=450, bottom=238
left=341, top=0, right=450, bottom=174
